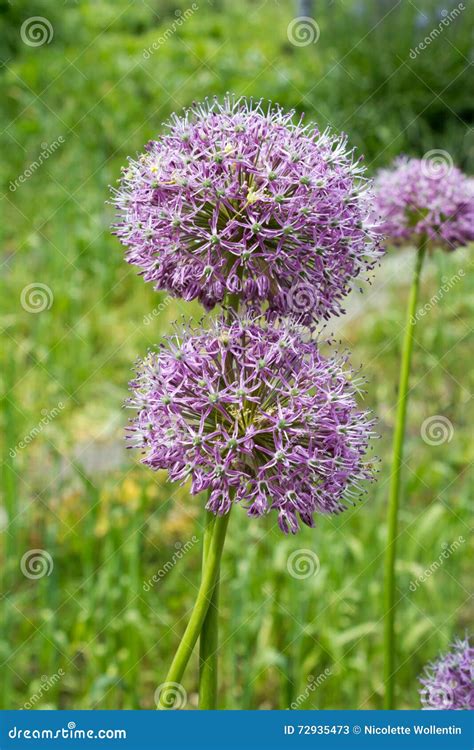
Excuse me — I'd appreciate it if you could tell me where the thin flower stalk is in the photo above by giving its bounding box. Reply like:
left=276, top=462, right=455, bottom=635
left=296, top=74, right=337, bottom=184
left=383, top=235, right=427, bottom=709
left=158, top=511, right=230, bottom=709
left=198, top=507, right=224, bottom=709
left=375, top=155, right=473, bottom=710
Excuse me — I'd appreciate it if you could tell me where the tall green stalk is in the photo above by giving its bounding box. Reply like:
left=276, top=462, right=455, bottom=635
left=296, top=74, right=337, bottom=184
left=198, top=509, right=221, bottom=708
left=158, top=510, right=230, bottom=709
left=383, top=236, right=427, bottom=709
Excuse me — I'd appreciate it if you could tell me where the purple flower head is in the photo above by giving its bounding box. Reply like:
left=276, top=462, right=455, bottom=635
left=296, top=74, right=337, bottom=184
left=113, top=95, right=382, bottom=322
left=127, top=316, right=376, bottom=533
left=419, top=636, right=474, bottom=710
left=374, top=156, right=474, bottom=251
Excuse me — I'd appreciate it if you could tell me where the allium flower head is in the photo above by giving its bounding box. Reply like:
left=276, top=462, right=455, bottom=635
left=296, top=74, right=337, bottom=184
left=127, top=316, right=376, bottom=533
left=113, top=95, right=381, bottom=322
left=374, top=156, right=474, bottom=250
left=419, top=636, right=474, bottom=710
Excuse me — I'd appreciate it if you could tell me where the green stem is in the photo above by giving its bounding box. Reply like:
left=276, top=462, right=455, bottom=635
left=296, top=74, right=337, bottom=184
left=158, top=510, right=230, bottom=709
left=383, top=237, right=427, bottom=709
left=198, top=509, right=221, bottom=708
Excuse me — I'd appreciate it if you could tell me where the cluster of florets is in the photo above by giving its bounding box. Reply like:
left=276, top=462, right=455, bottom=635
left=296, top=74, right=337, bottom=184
left=419, top=636, right=474, bottom=710
left=113, top=95, right=381, bottom=322
left=374, top=156, right=474, bottom=250
left=127, top=317, right=376, bottom=533
left=116, top=97, right=380, bottom=533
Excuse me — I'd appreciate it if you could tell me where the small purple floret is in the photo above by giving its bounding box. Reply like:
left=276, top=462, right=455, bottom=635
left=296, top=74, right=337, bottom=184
left=127, top=317, right=376, bottom=533
left=374, top=156, right=474, bottom=251
left=419, top=636, right=474, bottom=710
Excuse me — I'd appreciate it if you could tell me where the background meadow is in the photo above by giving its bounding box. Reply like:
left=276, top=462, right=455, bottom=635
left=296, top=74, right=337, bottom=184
left=0, top=0, right=472, bottom=709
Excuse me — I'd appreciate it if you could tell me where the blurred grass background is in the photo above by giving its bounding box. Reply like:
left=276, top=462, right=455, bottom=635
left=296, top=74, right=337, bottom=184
left=0, top=0, right=472, bottom=709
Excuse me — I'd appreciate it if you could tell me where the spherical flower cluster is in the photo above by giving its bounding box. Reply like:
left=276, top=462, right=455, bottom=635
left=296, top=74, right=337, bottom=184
left=127, top=317, right=376, bottom=533
left=419, top=637, right=474, bottom=710
left=113, top=95, right=382, bottom=322
left=374, top=156, right=474, bottom=250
